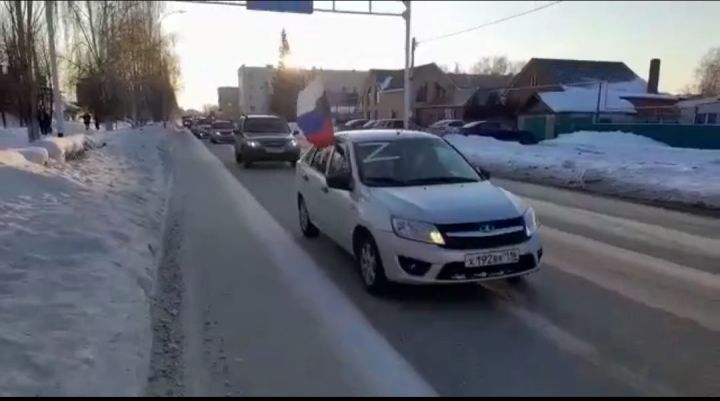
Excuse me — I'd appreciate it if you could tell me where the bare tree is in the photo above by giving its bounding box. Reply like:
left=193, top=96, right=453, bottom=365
left=0, top=1, right=46, bottom=141
left=470, top=56, right=526, bottom=76
left=693, top=47, right=720, bottom=96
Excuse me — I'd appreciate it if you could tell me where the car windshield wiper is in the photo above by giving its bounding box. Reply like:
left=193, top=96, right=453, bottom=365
left=363, top=177, right=408, bottom=187
left=405, top=176, right=478, bottom=185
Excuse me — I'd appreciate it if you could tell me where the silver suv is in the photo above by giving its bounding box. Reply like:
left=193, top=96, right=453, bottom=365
left=234, top=114, right=301, bottom=168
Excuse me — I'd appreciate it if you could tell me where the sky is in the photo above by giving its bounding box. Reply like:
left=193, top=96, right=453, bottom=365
left=160, top=1, right=720, bottom=110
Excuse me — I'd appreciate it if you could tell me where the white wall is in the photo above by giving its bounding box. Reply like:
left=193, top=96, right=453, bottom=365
left=238, top=66, right=273, bottom=114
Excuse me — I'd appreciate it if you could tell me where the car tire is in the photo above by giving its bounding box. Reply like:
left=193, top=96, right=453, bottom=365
left=298, top=197, right=319, bottom=238
left=235, top=151, right=242, bottom=164
left=354, top=233, right=390, bottom=295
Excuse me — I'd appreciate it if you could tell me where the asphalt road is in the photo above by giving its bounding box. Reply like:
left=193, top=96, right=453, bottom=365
left=152, top=133, right=720, bottom=396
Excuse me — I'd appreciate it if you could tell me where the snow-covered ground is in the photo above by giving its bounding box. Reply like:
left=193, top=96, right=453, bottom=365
left=447, top=131, right=720, bottom=209
left=0, top=126, right=172, bottom=395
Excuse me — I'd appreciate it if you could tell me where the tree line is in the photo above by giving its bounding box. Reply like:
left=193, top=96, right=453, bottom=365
left=0, top=1, right=178, bottom=140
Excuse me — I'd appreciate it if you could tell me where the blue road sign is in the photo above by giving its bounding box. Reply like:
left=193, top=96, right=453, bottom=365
left=247, top=1, right=313, bottom=14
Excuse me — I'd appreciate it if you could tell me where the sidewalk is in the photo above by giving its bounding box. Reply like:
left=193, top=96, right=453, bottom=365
left=149, top=131, right=435, bottom=396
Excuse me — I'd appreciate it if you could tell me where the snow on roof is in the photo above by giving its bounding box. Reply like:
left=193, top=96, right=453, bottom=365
left=539, top=84, right=637, bottom=114
left=676, top=96, right=720, bottom=108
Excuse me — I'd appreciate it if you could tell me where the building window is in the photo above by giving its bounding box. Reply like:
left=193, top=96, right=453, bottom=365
left=695, top=113, right=706, bottom=125
left=707, top=113, right=718, bottom=125
left=374, top=110, right=378, bottom=119
left=391, top=110, right=397, bottom=118
left=416, top=83, right=428, bottom=102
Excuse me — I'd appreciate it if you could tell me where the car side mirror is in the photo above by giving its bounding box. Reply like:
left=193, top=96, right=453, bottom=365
left=293, top=130, right=300, bottom=136
left=476, top=166, right=491, bottom=179
left=326, top=173, right=352, bottom=191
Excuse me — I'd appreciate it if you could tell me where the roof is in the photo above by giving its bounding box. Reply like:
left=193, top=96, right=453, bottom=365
left=447, top=73, right=513, bottom=89
left=514, top=58, right=644, bottom=88
left=676, top=96, right=720, bottom=108
left=537, top=85, right=637, bottom=114
left=336, top=129, right=436, bottom=142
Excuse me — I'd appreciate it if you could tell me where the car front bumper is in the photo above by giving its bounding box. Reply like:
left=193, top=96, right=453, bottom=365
left=243, top=146, right=300, bottom=162
left=373, top=229, right=542, bottom=284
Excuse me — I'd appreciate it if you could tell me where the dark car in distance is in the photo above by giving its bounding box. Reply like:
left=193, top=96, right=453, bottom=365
left=209, top=120, right=236, bottom=144
left=461, top=121, right=538, bottom=145
left=234, top=114, right=301, bottom=168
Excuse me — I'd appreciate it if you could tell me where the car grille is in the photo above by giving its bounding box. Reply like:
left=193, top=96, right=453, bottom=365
left=437, top=254, right=536, bottom=281
left=259, top=139, right=288, bottom=147
left=436, top=216, right=527, bottom=250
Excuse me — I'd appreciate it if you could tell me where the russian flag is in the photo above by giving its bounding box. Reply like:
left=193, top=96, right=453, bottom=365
left=296, top=76, right=334, bottom=148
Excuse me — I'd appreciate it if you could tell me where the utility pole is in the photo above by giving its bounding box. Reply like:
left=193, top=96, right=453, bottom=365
left=403, top=1, right=412, bottom=129
left=46, top=0, right=64, bottom=137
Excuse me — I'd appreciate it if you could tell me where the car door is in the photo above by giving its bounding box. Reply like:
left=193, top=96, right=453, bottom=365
left=322, top=143, right=356, bottom=251
left=303, top=146, right=332, bottom=230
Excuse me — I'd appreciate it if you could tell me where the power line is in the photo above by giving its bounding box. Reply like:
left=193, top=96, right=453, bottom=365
left=419, top=1, right=563, bottom=45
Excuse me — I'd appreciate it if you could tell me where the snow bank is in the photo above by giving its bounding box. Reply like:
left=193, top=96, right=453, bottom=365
left=0, top=127, right=171, bottom=395
left=447, top=131, right=720, bottom=209
left=0, top=149, right=31, bottom=167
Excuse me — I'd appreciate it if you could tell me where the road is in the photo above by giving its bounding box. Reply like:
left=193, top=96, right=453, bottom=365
left=149, top=132, right=720, bottom=396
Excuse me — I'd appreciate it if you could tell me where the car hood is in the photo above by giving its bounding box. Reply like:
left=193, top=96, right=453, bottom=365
left=368, top=181, right=526, bottom=224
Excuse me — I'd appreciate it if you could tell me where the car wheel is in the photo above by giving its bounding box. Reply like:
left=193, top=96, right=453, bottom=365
left=298, top=197, right=319, bottom=238
left=355, top=234, right=390, bottom=295
left=235, top=151, right=243, bottom=164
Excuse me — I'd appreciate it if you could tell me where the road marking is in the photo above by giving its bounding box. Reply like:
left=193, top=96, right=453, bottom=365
left=524, top=197, right=720, bottom=260
left=189, top=137, right=437, bottom=396
left=540, top=226, right=720, bottom=332
left=483, top=284, right=679, bottom=396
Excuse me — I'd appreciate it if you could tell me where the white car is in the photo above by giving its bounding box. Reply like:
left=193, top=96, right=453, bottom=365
left=296, top=130, right=542, bottom=294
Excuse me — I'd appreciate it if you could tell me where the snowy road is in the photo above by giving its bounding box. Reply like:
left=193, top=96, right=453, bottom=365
left=150, top=130, right=720, bottom=396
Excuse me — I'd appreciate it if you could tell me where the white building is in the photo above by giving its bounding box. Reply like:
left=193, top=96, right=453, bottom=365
left=238, top=65, right=274, bottom=114
left=677, top=96, right=720, bottom=125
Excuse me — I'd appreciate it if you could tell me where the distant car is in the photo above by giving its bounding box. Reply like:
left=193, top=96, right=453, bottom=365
left=296, top=129, right=542, bottom=294
left=234, top=114, right=301, bottom=168
left=428, top=119, right=464, bottom=136
left=461, top=121, right=538, bottom=145
left=209, top=120, right=236, bottom=144
left=182, top=116, right=193, bottom=128
left=341, top=119, right=369, bottom=131
left=191, top=117, right=213, bottom=139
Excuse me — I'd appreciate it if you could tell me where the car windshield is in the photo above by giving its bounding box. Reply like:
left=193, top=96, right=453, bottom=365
left=198, top=118, right=211, bottom=125
left=212, top=122, right=234, bottom=129
left=244, top=118, right=289, bottom=134
left=353, top=137, right=481, bottom=187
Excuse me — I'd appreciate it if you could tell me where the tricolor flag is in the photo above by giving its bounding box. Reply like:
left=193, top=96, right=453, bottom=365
left=296, top=76, right=334, bottom=148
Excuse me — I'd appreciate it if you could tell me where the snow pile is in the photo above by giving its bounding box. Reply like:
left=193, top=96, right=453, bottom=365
left=447, top=131, right=720, bottom=209
left=540, top=86, right=637, bottom=113
left=0, top=127, right=171, bottom=396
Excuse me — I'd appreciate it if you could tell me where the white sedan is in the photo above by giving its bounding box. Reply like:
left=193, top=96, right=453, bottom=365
left=296, top=129, right=542, bottom=295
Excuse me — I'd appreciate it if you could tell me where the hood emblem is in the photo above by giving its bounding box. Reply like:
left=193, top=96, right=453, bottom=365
left=479, top=224, right=494, bottom=233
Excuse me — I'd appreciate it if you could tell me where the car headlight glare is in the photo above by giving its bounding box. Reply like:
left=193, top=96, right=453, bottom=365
left=391, top=217, right=445, bottom=245
left=289, top=139, right=298, bottom=147
left=247, top=140, right=260, bottom=147
left=524, top=207, right=538, bottom=236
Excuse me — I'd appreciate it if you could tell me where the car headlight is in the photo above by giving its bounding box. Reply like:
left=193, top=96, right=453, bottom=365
left=289, top=139, right=298, bottom=147
left=524, top=207, right=538, bottom=236
left=247, top=140, right=260, bottom=147
left=391, top=217, right=445, bottom=245
left=214, top=131, right=221, bottom=136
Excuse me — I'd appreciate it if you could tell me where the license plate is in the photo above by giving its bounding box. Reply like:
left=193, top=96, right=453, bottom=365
left=465, top=249, right=519, bottom=268
left=265, top=147, right=284, bottom=153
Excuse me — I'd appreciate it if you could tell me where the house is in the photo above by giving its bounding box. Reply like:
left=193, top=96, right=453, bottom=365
left=360, top=63, right=512, bottom=126
left=504, top=57, right=650, bottom=113
left=676, top=96, right=720, bottom=125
